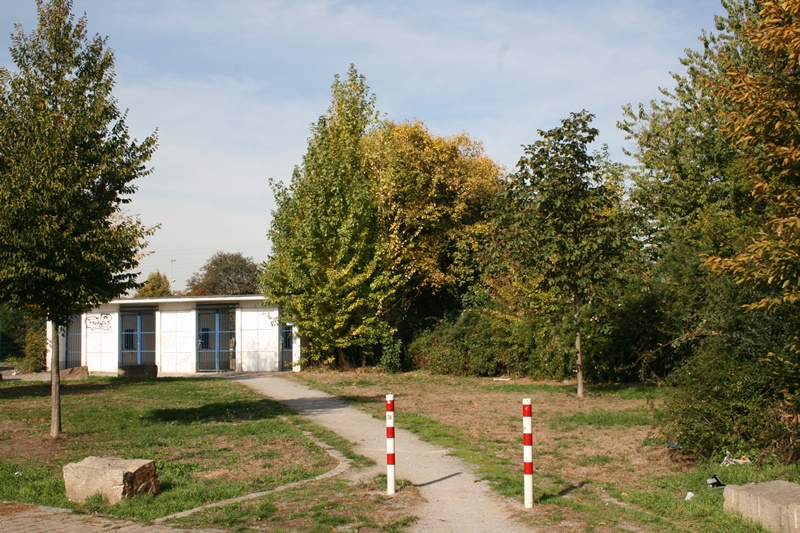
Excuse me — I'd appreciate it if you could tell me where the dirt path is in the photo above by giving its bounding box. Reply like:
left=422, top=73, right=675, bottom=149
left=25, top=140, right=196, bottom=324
left=233, top=373, right=532, bottom=533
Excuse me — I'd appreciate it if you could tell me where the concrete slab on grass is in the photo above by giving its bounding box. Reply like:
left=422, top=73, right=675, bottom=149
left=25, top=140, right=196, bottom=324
left=724, top=480, right=800, bottom=533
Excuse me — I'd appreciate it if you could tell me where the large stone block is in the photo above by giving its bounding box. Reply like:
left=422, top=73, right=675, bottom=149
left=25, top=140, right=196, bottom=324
left=60, top=366, right=88, bottom=380
left=724, top=480, right=800, bottom=533
left=63, top=456, right=160, bottom=504
left=117, top=364, right=158, bottom=378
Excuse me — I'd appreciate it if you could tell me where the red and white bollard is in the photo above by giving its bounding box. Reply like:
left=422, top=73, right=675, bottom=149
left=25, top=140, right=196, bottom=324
left=523, top=398, right=533, bottom=508
left=386, top=394, right=396, bottom=495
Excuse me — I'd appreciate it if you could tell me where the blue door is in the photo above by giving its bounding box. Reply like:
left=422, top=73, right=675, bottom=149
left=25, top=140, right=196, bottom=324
left=197, top=309, right=235, bottom=372
left=279, top=323, right=294, bottom=371
left=65, top=315, right=81, bottom=368
left=120, top=310, right=156, bottom=366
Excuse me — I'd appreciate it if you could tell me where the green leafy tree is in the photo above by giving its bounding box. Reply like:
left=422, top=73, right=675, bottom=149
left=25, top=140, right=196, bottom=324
left=508, top=111, right=630, bottom=397
left=186, top=251, right=259, bottom=296
left=262, top=65, right=390, bottom=366
left=618, top=0, right=763, bottom=373
left=704, top=0, right=800, bottom=458
left=622, top=0, right=799, bottom=460
left=135, top=271, right=172, bottom=298
left=0, top=0, right=157, bottom=436
left=262, top=67, right=502, bottom=368
left=365, top=120, right=503, bottom=339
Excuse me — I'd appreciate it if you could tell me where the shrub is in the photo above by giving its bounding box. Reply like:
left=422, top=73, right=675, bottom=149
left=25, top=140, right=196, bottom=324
left=661, top=306, right=800, bottom=463
left=408, top=308, right=564, bottom=378
left=0, top=305, right=30, bottom=361
left=380, top=337, right=403, bottom=374
left=21, top=327, right=47, bottom=373
left=410, top=310, right=502, bottom=376
left=581, top=290, right=671, bottom=382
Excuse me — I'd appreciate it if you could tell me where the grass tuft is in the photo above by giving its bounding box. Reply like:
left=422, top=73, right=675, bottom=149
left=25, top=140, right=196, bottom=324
left=549, top=408, right=656, bottom=430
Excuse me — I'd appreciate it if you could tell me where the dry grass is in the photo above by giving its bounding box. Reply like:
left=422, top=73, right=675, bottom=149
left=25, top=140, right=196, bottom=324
left=293, top=369, right=702, bottom=532
left=172, top=475, right=423, bottom=532
left=295, top=369, right=687, bottom=486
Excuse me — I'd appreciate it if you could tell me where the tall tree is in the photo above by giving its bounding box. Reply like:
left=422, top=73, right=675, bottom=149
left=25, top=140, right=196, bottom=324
left=618, top=0, right=763, bottom=371
left=509, top=111, right=630, bottom=397
left=0, top=0, right=157, bottom=436
left=707, top=0, right=800, bottom=312
left=262, top=68, right=502, bottom=367
left=705, top=0, right=800, bottom=445
left=262, top=65, right=389, bottom=366
left=186, top=251, right=260, bottom=295
left=365, top=120, right=503, bottom=338
left=622, top=0, right=798, bottom=460
left=135, top=271, right=172, bottom=298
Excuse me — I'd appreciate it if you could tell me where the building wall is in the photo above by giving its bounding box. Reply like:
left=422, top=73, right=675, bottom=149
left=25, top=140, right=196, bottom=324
left=47, top=297, right=293, bottom=375
left=158, top=305, right=196, bottom=374
left=84, top=307, right=118, bottom=373
left=240, top=304, right=280, bottom=372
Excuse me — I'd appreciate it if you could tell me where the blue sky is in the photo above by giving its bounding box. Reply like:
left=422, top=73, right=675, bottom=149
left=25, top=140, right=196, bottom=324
left=1, top=0, right=724, bottom=290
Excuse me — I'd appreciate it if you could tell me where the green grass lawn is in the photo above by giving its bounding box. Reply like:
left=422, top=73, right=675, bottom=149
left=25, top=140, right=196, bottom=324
left=0, top=377, right=334, bottom=517
left=0, top=376, right=418, bottom=531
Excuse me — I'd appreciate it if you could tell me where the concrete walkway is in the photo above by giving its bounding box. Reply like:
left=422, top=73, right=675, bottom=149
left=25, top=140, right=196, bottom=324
left=233, top=373, right=530, bottom=533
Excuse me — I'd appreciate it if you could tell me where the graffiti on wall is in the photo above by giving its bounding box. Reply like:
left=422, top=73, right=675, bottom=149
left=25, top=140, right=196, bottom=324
left=85, top=314, right=112, bottom=331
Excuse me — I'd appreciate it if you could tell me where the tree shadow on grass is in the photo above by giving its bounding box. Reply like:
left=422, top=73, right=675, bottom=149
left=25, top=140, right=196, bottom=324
left=337, top=393, right=384, bottom=406
left=147, top=399, right=290, bottom=424
left=0, top=376, right=242, bottom=401
left=0, top=379, right=121, bottom=400
left=538, top=481, right=589, bottom=503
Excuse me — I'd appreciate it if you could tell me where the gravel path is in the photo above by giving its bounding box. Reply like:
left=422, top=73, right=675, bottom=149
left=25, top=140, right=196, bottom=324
left=233, top=373, right=531, bottom=533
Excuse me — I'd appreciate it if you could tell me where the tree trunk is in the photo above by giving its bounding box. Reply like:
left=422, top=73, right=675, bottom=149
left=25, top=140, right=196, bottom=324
left=337, top=347, right=350, bottom=370
left=50, top=324, right=62, bottom=437
left=573, top=292, right=584, bottom=399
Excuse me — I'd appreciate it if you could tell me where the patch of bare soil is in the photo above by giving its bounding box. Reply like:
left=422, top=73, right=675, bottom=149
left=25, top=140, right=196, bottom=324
left=0, top=418, right=78, bottom=464
left=184, top=433, right=338, bottom=486
left=0, top=501, right=35, bottom=516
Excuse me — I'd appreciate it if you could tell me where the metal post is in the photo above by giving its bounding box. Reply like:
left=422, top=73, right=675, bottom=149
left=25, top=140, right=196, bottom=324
left=523, top=398, right=533, bottom=508
left=386, top=394, right=396, bottom=495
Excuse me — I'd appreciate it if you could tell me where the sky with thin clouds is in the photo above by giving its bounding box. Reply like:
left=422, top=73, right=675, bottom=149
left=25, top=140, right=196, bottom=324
left=1, top=0, right=725, bottom=291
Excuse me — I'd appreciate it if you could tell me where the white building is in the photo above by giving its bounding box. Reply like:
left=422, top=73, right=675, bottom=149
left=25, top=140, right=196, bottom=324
left=46, top=295, right=300, bottom=375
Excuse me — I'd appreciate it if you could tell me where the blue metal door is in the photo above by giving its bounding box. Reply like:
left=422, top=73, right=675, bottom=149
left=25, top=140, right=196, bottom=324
left=120, top=310, right=156, bottom=366
left=197, top=309, right=235, bottom=372
left=65, top=315, right=81, bottom=368
left=279, top=323, right=293, bottom=371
